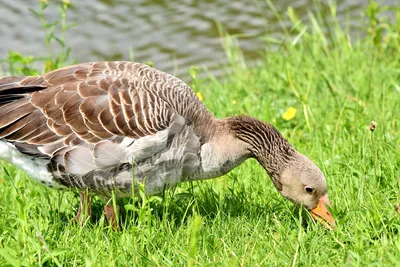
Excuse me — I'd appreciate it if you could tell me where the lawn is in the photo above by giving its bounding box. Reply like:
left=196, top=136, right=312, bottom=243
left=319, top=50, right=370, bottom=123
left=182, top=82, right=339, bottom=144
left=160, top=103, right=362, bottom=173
left=0, top=2, right=399, bottom=266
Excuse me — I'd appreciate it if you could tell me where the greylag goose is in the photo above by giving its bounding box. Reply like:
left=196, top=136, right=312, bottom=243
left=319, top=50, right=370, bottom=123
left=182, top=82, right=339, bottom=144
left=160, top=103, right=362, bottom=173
left=0, top=61, right=335, bottom=227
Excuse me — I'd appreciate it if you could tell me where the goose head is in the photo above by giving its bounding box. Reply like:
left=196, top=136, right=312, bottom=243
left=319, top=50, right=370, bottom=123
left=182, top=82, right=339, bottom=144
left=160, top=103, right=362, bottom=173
left=277, top=153, right=334, bottom=226
left=228, top=115, right=335, bottom=227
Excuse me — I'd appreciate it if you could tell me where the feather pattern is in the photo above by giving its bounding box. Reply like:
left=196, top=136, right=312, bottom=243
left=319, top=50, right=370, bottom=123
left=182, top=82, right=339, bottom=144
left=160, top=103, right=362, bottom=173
left=0, top=61, right=307, bottom=199
left=0, top=62, right=217, bottom=197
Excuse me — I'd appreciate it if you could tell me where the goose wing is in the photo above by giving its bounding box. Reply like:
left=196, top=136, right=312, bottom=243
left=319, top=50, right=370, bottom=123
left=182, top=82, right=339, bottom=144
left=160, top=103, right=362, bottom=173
left=0, top=61, right=208, bottom=157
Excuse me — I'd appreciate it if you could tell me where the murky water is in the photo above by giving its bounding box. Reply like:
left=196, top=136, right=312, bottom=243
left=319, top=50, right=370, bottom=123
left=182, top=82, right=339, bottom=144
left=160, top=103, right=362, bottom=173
left=0, top=0, right=395, bottom=79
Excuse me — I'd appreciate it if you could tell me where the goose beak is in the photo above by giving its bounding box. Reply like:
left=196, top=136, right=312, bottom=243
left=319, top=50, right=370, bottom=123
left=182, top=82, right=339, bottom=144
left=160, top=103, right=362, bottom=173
left=310, top=194, right=336, bottom=228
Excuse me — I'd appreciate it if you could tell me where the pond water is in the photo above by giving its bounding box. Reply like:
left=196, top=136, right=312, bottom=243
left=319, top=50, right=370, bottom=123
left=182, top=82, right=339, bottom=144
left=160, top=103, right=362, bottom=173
left=0, top=0, right=395, bottom=79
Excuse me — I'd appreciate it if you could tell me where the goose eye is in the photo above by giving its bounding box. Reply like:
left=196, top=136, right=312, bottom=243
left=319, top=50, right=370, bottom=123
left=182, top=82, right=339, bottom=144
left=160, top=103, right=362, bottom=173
left=305, top=186, right=313, bottom=194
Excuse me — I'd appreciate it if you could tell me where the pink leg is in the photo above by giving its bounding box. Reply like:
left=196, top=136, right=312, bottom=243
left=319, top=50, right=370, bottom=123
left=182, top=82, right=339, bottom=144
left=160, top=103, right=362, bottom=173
left=104, top=204, right=120, bottom=229
left=72, top=191, right=92, bottom=225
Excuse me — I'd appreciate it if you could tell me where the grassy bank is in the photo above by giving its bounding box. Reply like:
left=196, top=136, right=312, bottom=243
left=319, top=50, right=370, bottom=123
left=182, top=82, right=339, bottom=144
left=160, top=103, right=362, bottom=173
left=1, top=1, right=400, bottom=266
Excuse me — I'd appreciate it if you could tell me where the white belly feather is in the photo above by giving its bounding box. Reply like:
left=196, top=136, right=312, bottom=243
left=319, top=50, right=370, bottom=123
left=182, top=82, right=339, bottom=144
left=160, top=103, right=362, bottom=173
left=0, top=140, right=63, bottom=188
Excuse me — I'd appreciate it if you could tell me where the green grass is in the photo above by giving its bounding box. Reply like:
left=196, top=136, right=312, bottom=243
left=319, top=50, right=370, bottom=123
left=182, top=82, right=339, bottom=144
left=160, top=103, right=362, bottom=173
left=1, top=1, right=400, bottom=266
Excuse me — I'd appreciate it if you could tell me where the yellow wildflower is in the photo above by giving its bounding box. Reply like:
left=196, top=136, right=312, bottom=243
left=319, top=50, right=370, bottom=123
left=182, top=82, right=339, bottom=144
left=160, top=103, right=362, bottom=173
left=282, top=107, right=297, bottom=121
left=144, top=61, right=154, bottom=67
left=232, top=100, right=237, bottom=105
left=196, top=91, right=203, bottom=101
left=45, top=60, right=55, bottom=72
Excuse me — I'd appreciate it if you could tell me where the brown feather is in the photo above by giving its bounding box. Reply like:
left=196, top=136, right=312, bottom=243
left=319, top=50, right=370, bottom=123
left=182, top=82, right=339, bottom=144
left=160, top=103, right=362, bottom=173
left=30, top=88, right=59, bottom=108
left=98, top=108, right=122, bottom=135
left=0, top=111, right=37, bottom=138
left=27, top=128, right=61, bottom=144
left=48, top=120, right=73, bottom=136
left=0, top=101, right=35, bottom=128
left=77, top=81, right=106, bottom=97
left=7, top=122, right=46, bottom=141
left=79, top=96, right=108, bottom=124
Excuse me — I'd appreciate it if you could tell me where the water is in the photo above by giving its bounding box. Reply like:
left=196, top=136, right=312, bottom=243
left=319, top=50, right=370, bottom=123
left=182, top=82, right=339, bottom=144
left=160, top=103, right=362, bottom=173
left=0, top=0, right=395, bottom=79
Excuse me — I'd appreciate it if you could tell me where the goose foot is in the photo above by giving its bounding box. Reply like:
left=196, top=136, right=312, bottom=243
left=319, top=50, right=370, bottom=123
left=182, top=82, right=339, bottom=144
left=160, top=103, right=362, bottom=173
left=104, top=204, right=120, bottom=229
left=72, top=191, right=91, bottom=225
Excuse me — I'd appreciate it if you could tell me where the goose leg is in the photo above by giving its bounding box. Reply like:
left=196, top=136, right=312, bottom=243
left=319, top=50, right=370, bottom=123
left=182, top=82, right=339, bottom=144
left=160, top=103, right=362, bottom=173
left=104, top=204, right=120, bottom=229
left=72, top=191, right=91, bottom=225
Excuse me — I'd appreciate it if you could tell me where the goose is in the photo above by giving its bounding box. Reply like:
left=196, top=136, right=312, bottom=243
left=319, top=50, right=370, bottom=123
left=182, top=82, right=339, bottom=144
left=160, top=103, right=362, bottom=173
left=0, top=61, right=335, bottom=227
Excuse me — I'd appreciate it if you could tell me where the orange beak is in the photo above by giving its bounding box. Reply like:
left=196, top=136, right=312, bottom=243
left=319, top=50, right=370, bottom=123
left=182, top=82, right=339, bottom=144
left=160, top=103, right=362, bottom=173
left=310, top=194, right=336, bottom=229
